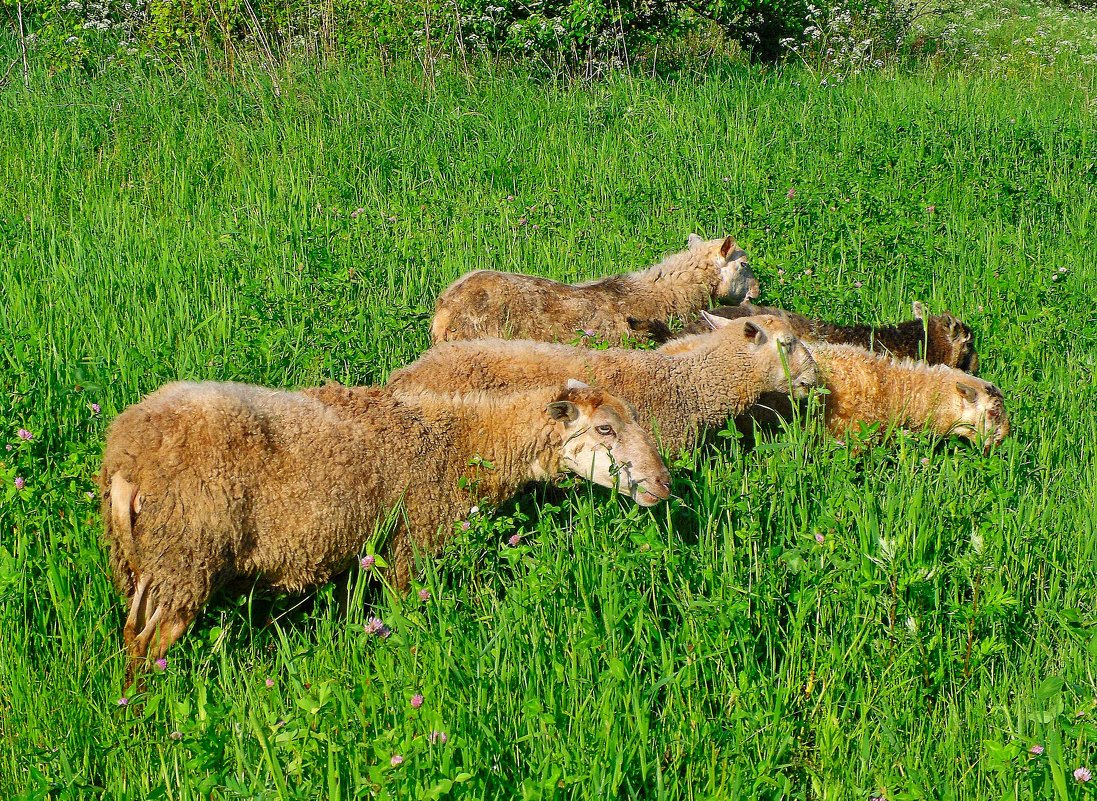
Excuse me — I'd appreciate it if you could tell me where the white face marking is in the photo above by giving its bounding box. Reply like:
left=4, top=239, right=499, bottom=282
left=947, top=380, right=1007, bottom=443
left=748, top=324, right=818, bottom=397
left=715, top=246, right=759, bottom=302
left=556, top=404, right=669, bottom=506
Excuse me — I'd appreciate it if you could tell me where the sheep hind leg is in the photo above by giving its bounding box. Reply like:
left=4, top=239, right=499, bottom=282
left=124, top=599, right=194, bottom=684
left=123, top=575, right=152, bottom=659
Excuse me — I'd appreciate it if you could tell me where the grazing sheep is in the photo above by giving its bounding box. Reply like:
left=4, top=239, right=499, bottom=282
left=663, top=322, right=1007, bottom=446
left=808, top=343, right=1007, bottom=445
left=667, top=301, right=979, bottom=371
left=100, top=380, right=671, bottom=672
left=429, top=234, right=761, bottom=345
left=389, top=314, right=819, bottom=453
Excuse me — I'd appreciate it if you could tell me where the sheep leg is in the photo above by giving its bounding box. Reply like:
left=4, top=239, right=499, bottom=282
left=123, top=575, right=152, bottom=654
left=147, top=611, right=192, bottom=662
left=131, top=605, right=164, bottom=660
left=332, top=568, right=354, bottom=619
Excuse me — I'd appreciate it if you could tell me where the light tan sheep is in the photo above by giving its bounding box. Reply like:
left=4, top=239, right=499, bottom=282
left=808, top=342, right=1007, bottom=445
left=99, top=380, right=670, bottom=673
left=389, top=314, right=819, bottom=453
left=429, top=234, right=760, bottom=345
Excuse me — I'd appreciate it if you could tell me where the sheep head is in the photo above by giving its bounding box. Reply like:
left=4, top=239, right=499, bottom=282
left=913, top=302, right=980, bottom=373
left=701, top=312, right=820, bottom=398
left=945, top=377, right=1009, bottom=449
left=547, top=380, right=672, bottom=507
left=934, top=313, right=979, bottom=374
left=687, top=233, right=761, bottom=304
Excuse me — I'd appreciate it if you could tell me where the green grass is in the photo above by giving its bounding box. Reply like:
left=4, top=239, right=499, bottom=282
left=1, top=48, right=1096, bottom=799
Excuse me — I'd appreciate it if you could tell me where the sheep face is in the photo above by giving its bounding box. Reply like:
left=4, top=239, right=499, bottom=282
left=548, top=384, right=672, bottom=507
left=936, top=314, right=979, bottom=373
left=945, top=377, right=1009, bottom=447
left=913, top=303, right=979, bottom=373
left=688, top=234, right=761, bottom=303
left=702, top=313, right=819, bottom=398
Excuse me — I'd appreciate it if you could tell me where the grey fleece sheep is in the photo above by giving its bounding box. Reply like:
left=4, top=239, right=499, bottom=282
left=429, top=235, right=760, bottom=345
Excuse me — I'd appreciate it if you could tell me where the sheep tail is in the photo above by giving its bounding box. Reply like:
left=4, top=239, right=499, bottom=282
left=104, top=471, right=142, bottom=598
left=429, top=307, right=453, bottom=343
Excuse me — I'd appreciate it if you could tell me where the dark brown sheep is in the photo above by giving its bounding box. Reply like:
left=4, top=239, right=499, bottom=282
left=665, top=301, right=979, bottom=371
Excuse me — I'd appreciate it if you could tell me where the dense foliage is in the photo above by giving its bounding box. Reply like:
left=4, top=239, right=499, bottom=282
left=1, top=0, right=943, bottom=72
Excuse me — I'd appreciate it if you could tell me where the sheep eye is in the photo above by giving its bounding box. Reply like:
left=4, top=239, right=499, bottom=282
left=595, top=424, right=615, bottom=436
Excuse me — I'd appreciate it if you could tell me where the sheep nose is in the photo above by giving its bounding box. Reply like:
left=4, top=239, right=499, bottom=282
left=651, top=475, right=673, bottom=500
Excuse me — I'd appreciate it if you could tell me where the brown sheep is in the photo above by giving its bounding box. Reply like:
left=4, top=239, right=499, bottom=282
left=99, top=380, right=671, bottom=674
left=389, top=314, right=819, bottom=454
left=666, top=301, right=979, bottom=372
left=429, top=234, right=761, bottom=345
left=662, top=325, right=1007, bottom=447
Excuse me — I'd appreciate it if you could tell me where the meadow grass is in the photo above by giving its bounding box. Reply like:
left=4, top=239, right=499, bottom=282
left=1, top=49, right=1096, bottom=799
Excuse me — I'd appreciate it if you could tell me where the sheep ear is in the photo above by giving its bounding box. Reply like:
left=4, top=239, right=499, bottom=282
left=743, top=320, right=767, bottom=343
left=547, top=401, right=580, bottom=423
left=700, top=310, right=733, bottom=330
left=687, top=233, right=703, bottom=249
left=565, top=378, right=589, bottom=391
left=719, top=236, right=735, bottom=258
left=912, top=301, right=925, bottom=320
left=956, top=382, right=979, bottom=403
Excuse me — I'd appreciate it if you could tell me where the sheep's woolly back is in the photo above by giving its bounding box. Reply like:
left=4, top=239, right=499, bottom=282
left=579, top=239, right=720, bottom=289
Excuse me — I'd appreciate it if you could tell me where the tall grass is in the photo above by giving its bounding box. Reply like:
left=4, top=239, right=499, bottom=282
left=1, top=54, right=1095, bottom=799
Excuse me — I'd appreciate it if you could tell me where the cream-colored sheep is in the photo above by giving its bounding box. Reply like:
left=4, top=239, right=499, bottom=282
left=389, top=314, right=818, bottom=453
left=429, top=235, right=760, bottom=345
left=808, top=342, right=1007, bottom=445
left=99, top=380, right=671, bottom=673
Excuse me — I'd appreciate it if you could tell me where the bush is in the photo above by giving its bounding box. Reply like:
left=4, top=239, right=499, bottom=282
left=779, top=0, right=944, bottom=78
left=5, top=0, right=690, bottom=74
left=2, top=0, right=945, bottom=73
left=687, top=0, right=810, bottom=61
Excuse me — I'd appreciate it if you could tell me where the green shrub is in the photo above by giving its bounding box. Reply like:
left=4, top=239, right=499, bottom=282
left=2, top=0, right=949, bottom=72
left=687, top=0, right=810, bottom=61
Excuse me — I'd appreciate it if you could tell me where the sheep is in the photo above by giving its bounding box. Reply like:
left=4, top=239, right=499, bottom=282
left=661, top=320, right=1008, bottom=447
left=388, top=314, right=819, bottom=454
left=99, top=379, right=671, bottom=673
left=808, top=343, right=1007, bottom=445
left=428, top=234, right=761, bottom=345
left=665, top=301, right=979, bottom=371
